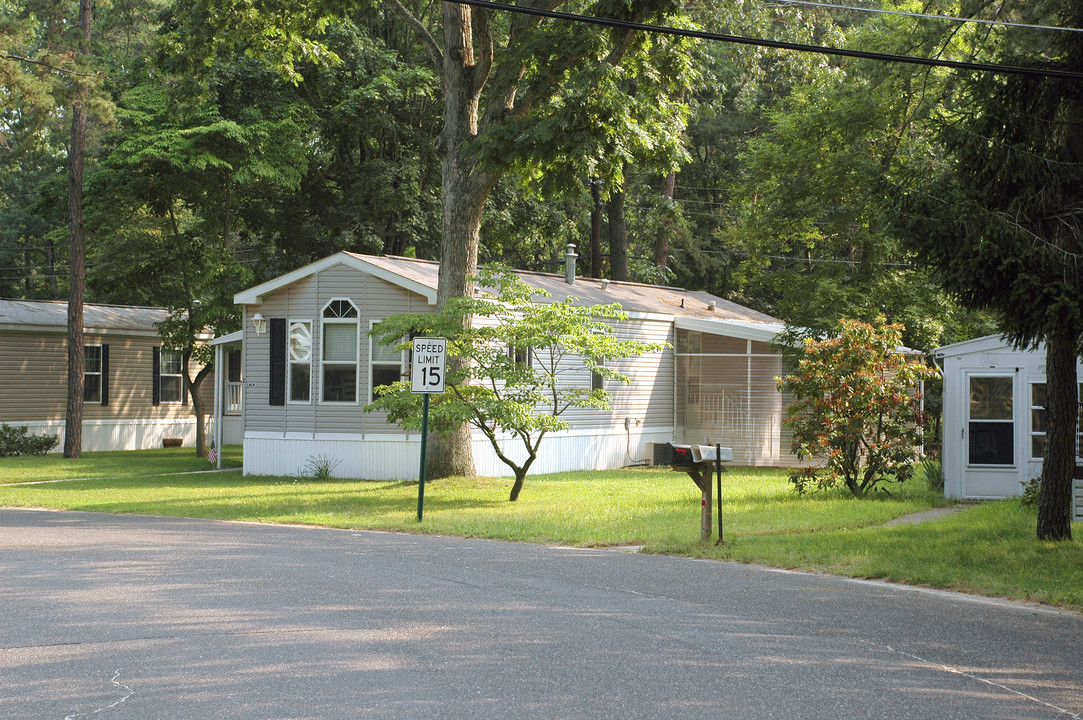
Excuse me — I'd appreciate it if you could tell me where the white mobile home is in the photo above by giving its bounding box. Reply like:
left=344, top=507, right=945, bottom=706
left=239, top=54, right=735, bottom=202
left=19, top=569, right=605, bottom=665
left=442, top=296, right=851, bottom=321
left=230, top=251, right=802, bottom=479
left=0, top=298, right=214, bottom=451
left=934, top=335, right=1083, bottom=518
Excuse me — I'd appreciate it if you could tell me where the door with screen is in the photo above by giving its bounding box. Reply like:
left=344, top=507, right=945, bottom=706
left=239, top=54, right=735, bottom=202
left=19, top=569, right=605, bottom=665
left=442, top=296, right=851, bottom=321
left=964, top=373, right=1019, bottom=497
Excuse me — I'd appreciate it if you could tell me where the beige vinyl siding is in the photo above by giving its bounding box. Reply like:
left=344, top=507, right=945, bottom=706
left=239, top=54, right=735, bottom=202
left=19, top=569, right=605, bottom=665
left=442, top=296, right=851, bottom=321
left=243, top=265, right=434, bottom=437
left=557, top=318, right=674, bottom=431
left=0, top=331, right=68, bottom=423
left=0, top=329, right=212, bottom=425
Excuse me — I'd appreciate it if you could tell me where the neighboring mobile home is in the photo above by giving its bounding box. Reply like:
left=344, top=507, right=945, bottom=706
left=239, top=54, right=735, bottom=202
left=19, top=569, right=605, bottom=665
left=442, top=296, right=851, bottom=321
left=934, top=335, right=1083, bottom=519
left=0, top=298, right=213, bottom=452
left=231, top=250, right=803, bottom=479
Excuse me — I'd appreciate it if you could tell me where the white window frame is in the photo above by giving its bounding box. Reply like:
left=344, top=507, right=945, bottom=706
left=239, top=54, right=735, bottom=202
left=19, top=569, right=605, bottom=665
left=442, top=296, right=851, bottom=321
left=1028, top=381, right=1083, bottom=462
left=966, top=373, right=1015, bottom=467
left=84, top=344, right=103, bottom=403
left=369, top=320, right=407, bottom=402
left=320, top=298, right=360, bottom=404
left=288, top=320, right=312, bottom=404
left=159, top=348, right=184, bottom=404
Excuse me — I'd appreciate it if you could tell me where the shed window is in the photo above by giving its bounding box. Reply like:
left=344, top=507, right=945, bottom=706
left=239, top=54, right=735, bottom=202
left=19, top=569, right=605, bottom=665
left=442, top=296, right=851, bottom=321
left=322, top=299, right=359, bottom=403
left=1028, top=382, right=1083, bottom=461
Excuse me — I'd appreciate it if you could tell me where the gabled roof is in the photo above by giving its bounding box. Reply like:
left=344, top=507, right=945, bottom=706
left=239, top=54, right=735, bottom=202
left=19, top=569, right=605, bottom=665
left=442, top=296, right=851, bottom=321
left=233, top=251, right=783, bottom=337
left=234, top=253, right=439, bottom=305
left=0, top=298, right=173, bottom=334
left=933, top=334, right=1023, bottom=359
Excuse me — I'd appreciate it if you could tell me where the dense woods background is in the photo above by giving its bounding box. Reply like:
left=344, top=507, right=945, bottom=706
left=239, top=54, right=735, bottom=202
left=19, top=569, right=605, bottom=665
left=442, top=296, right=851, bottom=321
left=9, top=0, right=1049, bottom=349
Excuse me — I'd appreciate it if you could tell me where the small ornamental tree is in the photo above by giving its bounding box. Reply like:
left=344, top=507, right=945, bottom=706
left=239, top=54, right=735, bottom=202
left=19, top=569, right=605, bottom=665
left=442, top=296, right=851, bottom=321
left=777, top=317, right=938, bottom=497
left=367, top=267, right=666, bottom=502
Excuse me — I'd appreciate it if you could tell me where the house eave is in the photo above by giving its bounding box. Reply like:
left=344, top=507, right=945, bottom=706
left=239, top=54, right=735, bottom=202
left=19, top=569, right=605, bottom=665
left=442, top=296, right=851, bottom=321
left=673, top=316, right=783, bottom=343
left=234, top=252, right=438, bottom=306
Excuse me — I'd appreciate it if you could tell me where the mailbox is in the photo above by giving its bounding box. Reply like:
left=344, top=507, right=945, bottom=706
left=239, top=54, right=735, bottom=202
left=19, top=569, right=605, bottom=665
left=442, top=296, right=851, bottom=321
left=644, top=442, right=732, bottom=467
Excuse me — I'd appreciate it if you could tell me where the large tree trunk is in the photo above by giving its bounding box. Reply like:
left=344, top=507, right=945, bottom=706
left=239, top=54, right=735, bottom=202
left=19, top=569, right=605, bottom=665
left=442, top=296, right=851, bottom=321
left=590, top=178, right=602, bottom=278
left=608, top=180, right=629, bottom=282
left=654, top=170, right=676, bottom=270
left=1038, top=326, right=1076, bottom=540
left=425, top=2, right=495, bottom=479
left=64, top=0, right=93, bottom=459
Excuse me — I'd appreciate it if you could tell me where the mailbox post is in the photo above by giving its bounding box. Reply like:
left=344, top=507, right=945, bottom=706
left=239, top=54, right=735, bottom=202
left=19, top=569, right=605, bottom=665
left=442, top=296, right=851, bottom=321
left=644, top=442, right=731, bottom=543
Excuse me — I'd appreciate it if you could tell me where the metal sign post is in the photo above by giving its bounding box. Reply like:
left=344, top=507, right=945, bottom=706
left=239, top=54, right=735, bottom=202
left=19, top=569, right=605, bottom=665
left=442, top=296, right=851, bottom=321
left=411, top=337, right=447, bottom=521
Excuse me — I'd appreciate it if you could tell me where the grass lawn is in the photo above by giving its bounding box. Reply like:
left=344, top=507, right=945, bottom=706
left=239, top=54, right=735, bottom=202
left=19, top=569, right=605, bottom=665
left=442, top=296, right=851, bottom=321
left=1, top=451, right=1081, bottom=611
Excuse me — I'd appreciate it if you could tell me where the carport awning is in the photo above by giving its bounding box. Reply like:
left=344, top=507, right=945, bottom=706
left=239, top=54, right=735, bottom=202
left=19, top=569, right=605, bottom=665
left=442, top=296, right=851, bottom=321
left=673, top=317, right=783, bottom=343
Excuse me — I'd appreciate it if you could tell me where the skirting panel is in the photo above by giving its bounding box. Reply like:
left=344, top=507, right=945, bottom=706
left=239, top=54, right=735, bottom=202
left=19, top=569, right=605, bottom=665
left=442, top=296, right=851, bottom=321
left=243, top=427, right=675, bottom=480
left=19, top=419, right=201, bottom=453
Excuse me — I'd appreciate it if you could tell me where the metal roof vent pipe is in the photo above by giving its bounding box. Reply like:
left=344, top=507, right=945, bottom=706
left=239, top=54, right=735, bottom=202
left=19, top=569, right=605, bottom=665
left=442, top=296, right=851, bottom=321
left=564, top=243, right=578, bottom=285
left=708, top=301, right=716, bottom=312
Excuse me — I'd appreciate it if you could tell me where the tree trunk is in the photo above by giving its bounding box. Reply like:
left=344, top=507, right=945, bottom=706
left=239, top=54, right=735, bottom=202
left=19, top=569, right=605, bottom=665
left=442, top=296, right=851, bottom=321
left=654, top=170, right=676, bottom=270
left=509, top=469, right=527, bottom=502
left=608, top=180, right=629, bottom=282
left=590, top=178, right=602, bottom=278
left=1038, top=326, right=1075, bottom=540
left=186, top=357, right=212, bottom=458
left=64, top=0, right=93, bottom=459
left=426, top=2, right=496, bottom=479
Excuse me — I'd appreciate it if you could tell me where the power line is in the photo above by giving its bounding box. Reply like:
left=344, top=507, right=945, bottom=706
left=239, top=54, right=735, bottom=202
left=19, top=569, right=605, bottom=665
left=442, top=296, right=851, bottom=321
left=769, top=0, right=1083, bottom=34
left=443, top=0, right=1083, bottom=80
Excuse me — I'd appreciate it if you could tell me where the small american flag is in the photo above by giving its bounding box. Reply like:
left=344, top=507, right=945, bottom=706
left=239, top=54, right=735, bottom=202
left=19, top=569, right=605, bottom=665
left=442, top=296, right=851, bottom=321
left=208, top=441, right=217, bottom=464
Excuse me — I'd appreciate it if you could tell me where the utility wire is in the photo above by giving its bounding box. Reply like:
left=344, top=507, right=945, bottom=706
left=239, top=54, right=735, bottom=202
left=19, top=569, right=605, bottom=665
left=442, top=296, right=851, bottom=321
left=768, top=0, right=1083, bottom=34
left=443, top=0, right=1083, bottom=80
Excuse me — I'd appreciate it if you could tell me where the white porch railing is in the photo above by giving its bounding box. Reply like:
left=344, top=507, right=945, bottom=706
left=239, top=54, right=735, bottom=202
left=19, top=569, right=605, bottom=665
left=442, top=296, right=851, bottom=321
left=225, top=381, right=243, bottom=415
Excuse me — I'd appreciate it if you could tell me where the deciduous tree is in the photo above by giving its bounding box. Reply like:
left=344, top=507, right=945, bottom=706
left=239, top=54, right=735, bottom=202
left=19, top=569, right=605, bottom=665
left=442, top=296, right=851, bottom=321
left=368, top=267, right=665, bottom=501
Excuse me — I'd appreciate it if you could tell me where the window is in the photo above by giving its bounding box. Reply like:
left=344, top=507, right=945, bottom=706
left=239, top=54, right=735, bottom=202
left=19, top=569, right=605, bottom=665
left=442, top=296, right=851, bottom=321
left=968, top=376, right=1013, bottom=465
left=1029, top=382, right=1083, bottom=460
left=371, top=327, right=405, bottom=401
left=84, top=345, right=103, bottom=403
left=288, top=321, right=312, bottom=402
left=509, top=345, right=532, bottom=369
left=322, top=299, right=359, bottom=403
left=591, top=359, right=604, bottom=392
left=159, top=349, right=184, bottom=404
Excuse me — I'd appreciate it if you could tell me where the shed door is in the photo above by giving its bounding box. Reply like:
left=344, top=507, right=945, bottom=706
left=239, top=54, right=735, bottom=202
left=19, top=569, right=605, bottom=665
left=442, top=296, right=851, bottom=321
left=963, top=373, right=1020, bottom=497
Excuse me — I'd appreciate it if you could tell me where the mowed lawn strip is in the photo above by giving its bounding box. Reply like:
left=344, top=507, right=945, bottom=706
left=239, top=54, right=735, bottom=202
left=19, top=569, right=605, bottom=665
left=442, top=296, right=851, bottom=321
left=1, top=453, right=1080, bottom=611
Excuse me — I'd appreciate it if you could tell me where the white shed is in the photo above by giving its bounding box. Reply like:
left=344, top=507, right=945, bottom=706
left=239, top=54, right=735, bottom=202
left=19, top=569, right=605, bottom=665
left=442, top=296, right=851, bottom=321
left=934, top=335, right=1083, bottom=519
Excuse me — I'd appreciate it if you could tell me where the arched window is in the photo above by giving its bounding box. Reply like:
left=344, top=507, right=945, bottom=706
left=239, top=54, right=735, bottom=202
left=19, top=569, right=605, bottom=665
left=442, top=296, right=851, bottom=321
left=321, top=299, right=359, bottom=403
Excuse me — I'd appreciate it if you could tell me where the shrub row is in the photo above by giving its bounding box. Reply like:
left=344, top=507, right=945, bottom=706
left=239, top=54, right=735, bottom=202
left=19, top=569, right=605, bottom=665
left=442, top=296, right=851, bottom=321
left=0, top=424, right=60, bottom=457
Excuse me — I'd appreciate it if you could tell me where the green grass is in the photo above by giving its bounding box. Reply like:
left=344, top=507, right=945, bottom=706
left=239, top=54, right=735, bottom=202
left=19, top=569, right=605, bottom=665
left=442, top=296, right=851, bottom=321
left=0, top=446, right=243, bottom=484
left=1, top=452, right=1081, bottom=611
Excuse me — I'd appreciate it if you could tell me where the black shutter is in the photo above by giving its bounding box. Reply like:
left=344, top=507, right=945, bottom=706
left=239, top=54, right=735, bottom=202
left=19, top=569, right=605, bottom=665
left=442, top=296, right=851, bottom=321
left=269, top=318, right=286, bottom=406
left=101, top=344, right=109, bottom=406
left=182, top=351, right=189, bottom=406
left=152, top=346, right=161, bottom=406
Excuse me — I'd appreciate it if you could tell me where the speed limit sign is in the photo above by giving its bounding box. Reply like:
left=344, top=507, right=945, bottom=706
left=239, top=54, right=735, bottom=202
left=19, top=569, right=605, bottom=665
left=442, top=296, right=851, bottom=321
left=411, top=337, right=447, bottom=394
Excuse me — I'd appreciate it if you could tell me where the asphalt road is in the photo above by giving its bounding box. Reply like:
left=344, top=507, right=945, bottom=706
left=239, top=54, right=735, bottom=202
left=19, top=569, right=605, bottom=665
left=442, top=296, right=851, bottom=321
left=1, top=507, right=1081, bottom=720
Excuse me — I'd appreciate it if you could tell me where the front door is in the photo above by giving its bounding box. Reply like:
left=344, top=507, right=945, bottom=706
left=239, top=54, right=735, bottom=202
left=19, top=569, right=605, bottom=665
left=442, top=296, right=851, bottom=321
left=963, top=373, right=1020, bottom=498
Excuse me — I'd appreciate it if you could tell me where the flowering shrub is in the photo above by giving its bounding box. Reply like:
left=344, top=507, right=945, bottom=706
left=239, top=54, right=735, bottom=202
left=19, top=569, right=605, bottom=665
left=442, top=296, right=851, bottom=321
left=777, top=317, right=939, bottom=497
